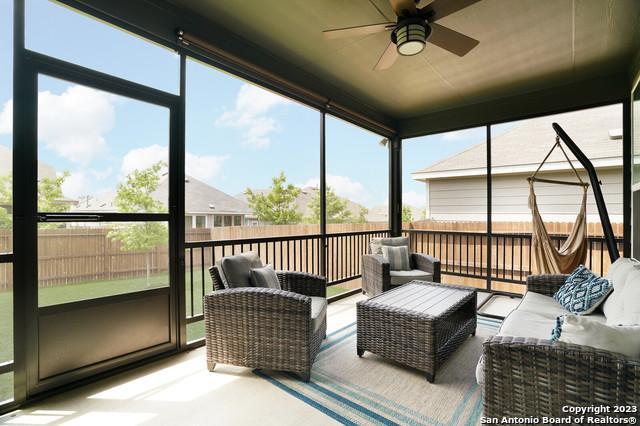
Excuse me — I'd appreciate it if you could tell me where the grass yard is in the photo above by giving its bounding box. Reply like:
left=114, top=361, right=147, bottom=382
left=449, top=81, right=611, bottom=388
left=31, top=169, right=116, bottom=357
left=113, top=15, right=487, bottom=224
left=0, top=271, right=360, bottom=400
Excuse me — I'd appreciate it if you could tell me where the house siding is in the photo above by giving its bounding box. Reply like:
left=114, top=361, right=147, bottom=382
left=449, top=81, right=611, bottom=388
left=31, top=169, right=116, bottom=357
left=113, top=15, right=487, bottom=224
left=427, top=168, right=623, bottom=223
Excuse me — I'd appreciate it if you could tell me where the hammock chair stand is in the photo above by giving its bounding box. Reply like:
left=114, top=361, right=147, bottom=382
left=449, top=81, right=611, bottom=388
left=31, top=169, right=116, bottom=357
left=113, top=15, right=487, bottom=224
left=478, top=123, right=619, bottom=319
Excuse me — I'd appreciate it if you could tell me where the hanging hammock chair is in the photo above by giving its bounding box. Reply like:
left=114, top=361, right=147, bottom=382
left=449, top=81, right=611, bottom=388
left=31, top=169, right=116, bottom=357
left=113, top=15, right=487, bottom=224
left=527, top=136, right=589, bottom=274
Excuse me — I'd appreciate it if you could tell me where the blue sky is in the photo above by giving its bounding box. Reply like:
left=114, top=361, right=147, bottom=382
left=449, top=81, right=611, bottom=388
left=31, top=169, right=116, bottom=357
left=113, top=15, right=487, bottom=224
left=0, top=0, right=490, bottom=210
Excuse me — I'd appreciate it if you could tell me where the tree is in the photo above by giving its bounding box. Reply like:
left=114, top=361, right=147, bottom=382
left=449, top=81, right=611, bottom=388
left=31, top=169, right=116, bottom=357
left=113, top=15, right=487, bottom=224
left=108, top=162, right=168, bottom=284
left=0, top=172, right=71, bottom=229
left=245, top=172, right=302, bottom=224
left=402, top=205, right=413, bottom=223
left=306, top=186, right=362, bottom=224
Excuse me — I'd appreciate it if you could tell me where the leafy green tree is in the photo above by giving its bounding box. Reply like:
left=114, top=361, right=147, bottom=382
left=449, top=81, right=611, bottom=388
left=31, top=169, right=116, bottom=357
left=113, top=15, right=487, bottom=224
left=0, top=175, right=12, bottom=229
left=0, top=172, right=71, bottom=229
left=108, top=162, right=168, bottom=284
left=402, top=205, right=413, bottom=223
left=356, top=206, right=368, bottom=224
left=306, top=186, right=361, bottom=224
left=245, top=172, right=302, bottom=224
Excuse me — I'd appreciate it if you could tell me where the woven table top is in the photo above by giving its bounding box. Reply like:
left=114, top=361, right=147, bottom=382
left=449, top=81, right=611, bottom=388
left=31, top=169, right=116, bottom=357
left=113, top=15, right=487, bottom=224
left=360, top=281, right=475, bottom=317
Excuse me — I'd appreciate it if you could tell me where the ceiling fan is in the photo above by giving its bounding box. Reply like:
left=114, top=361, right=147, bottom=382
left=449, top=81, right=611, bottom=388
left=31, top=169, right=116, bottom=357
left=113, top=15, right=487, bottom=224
left=322, top=0, right=481, bottom=70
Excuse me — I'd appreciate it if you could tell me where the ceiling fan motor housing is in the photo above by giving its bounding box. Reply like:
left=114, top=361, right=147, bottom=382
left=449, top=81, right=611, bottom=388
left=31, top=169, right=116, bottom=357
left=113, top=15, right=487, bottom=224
left=391, top=17, right=431, bottom=56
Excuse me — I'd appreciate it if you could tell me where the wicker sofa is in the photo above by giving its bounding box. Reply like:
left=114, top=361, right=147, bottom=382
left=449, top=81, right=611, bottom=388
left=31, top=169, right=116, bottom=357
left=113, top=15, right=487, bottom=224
left=362, top=236, right=441, bottom=297
left=479, top=264, right=640, bottom=418
left=204, top=256, right=326, bottom=382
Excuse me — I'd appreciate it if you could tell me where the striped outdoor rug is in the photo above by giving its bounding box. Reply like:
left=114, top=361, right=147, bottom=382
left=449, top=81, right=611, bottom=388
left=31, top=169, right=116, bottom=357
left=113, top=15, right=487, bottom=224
left=256, top=316, right=502, bottom=426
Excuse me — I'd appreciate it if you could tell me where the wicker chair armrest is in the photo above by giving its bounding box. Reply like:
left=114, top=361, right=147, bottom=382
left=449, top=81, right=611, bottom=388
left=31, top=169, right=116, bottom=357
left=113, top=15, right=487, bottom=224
left=483, top=335, right=640, bottom=416
left=362, top=254, right=390, bottom=275
left=526, top=274, right=568, bottom=296
left=412, top=253, right=441, bottom=282
left=276, top=271, right=326, bottom=298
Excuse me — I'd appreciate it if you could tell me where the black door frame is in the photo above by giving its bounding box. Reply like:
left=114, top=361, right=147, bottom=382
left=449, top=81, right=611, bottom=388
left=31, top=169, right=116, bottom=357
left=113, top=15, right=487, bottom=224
left=12, top=6, right=184, bottom=398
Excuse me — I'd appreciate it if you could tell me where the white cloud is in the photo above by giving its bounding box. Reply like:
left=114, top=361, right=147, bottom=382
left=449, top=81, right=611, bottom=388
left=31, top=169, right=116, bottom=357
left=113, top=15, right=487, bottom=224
left=299, top=174, right=368, bottom=204
left=402, top=190, right=426, bottom=207
left=186, top=152, right=227, bottom=183
left=41, top=86, right=115, bottom=164
left=121, top=144, right=227, bottom=183
left=61, top=171, right=89, bottom=199
left=0, top=99, right=12, bottom=134
left=216, top=84, right=290, bottom=148
left=0, top=86, right=115, bottom=164
left=121, top=144, right=167, bottom=177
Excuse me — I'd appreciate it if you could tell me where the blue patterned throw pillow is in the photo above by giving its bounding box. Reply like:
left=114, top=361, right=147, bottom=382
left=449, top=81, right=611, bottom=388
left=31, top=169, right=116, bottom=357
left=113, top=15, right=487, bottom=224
left=553, top=265, right=613, bottom=315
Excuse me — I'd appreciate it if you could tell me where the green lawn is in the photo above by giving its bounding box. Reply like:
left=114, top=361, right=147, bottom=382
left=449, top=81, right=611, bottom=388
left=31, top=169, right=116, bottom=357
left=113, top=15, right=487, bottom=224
left=0, top=272, right=360, bottom=400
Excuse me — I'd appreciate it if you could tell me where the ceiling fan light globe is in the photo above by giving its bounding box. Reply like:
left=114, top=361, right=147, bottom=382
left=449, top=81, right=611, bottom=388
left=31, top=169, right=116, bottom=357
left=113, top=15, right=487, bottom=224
left=398, top=40, right=425, bottom=56
left=393, top=21, right=428, bottom=56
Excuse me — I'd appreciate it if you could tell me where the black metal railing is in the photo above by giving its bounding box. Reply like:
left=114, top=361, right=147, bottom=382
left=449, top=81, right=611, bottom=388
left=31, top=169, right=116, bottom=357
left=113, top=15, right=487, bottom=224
left=183, top=229, right=390, bottom=325
left=404, top=229, right=623, bottom=287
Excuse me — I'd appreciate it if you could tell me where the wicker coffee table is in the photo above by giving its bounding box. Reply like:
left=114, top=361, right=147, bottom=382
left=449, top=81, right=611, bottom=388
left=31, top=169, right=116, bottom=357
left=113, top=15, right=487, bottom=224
left=356, top=280, right=477, bottom=383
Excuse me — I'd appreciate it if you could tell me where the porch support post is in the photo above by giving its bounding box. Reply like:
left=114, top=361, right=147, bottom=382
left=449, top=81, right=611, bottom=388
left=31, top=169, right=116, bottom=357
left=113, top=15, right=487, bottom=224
left=622, top=98, right=631, bottom=257
left=320, top=111, right=327, bottom=277
left=389, top=136, right=402, bottom=237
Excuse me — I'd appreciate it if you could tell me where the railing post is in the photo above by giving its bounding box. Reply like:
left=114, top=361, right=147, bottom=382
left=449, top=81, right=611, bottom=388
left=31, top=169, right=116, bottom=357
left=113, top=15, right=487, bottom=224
left=389, top=136, right=402, bottom=237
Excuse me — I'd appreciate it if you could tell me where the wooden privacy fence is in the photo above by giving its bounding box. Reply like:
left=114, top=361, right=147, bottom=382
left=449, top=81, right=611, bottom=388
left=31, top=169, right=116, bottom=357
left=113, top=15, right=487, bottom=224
left=0, top=220, right=623, bottom=291
left=0, top=227, right=210, bottom=289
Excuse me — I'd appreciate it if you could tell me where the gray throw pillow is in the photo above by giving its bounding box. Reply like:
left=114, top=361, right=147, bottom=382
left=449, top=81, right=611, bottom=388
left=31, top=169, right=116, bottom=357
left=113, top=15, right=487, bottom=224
left=220, top=251, right=263, bottom=288
left=381, top=245, right=411, bottom=271
left=250, top=265, right=281, bottom=290
left=370, top=236, right=409, bottom=255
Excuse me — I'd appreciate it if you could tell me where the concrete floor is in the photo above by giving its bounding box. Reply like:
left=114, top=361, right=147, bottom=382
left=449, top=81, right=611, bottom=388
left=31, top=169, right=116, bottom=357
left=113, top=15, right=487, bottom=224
left=1, top=289, right=502, bottom=426
left=0, top=296, right=365, bottom=426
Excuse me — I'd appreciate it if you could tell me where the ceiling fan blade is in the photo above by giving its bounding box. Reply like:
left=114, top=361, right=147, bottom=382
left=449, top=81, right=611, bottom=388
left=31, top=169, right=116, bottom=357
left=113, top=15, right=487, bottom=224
left=427, top=23, right=479, bottom=56
left=323, top=22, right=394, bottom=39
left=374, top=41, right=399, bottom=70
left=389, top=0, right=417, bottom=17
left=421, top=0, right=482, bottom=21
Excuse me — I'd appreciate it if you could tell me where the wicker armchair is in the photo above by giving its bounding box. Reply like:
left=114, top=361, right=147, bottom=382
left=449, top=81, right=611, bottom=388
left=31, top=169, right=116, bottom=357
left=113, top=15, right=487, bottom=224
left=362, top=252, right=441, bottom=297
left=482, top=274, right=640, bottom=418
left=204, top=265, right=327, bottom=382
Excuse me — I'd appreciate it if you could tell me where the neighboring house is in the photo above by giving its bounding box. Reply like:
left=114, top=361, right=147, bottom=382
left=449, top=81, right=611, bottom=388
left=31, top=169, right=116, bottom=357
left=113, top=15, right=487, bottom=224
left=73, top=174, right=252, bottom=228
left=411, top=104, right=623, bottom=224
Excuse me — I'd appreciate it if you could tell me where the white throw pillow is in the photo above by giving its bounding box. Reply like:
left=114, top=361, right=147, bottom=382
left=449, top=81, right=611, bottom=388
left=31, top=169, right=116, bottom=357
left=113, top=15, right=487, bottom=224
left=556, top=314, right=640, bottom=359
left=621, top=268, right=640, bottom=325
left=603, top=258, right=640, bottom=325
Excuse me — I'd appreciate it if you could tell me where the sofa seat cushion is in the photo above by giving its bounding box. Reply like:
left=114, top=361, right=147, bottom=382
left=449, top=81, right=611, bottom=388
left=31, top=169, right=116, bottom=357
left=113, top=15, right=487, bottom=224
left=310, top=296, right=327, bottom=333
left=498, top=310, right=556, bottom=340
left=389, top=270, right=433, bottom=286
left=517, top=291, right=569, bottom=319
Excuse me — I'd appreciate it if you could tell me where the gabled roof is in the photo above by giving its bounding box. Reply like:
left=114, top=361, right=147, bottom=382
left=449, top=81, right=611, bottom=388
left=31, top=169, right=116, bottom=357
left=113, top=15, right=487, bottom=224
left=412, top=104, right=622, bottom=181
left=72, top=175, right=251, bottom=215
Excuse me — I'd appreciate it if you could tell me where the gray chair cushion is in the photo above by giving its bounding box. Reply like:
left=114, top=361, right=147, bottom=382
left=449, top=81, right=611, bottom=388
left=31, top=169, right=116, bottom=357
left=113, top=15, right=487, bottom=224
left=389, top=269, right=433, bottom=286
left=382, top=245, right=411, bottom=271
left=310, top=296, right=327, bottom=333
left=250, top=264, right=281, bottom=289
left=370, top=236, right=409, bottom=255
left=220, top=252, right=263, bottom=288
